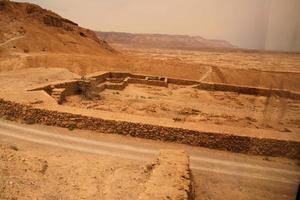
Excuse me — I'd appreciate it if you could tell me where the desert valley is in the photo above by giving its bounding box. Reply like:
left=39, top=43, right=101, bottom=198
left=0, top=0, right=300, bottom=200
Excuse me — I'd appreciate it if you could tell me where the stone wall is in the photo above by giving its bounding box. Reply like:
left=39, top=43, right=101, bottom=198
left=0, top=98, right=299, bottom=159
left=104, top=82, right=127, bottom=90
left=139, top=150, right=194, bottom=200
left=31, top=72, right=300, bottom=102
left=195, top=82, right=300, bottom=100
left=168, top=78, right=199, bottom=85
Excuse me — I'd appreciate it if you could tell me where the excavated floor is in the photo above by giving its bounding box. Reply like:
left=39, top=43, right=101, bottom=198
left=63, top=83, right=300, bottom=133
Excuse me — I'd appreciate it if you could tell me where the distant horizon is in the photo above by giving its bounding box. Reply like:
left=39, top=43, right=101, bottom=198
left=15, top=0, right=300, bottom=52
left=97, top=30, right=300, bottom=53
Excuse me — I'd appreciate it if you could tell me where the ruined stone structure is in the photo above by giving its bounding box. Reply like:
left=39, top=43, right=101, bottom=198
left=29, top=72, right=300, bottom=105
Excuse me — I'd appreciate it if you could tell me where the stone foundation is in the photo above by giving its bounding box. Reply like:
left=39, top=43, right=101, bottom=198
left=29, top=72, right=300, bottom=105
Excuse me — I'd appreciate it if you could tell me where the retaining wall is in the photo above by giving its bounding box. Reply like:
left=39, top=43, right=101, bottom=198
left=0, top=98, right=299, bottom=159
left=195, top=82, right=300, bottom=100
left=168, top=78, right=199, bottom=85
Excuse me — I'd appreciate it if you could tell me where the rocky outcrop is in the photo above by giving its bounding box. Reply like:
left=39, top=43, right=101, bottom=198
left=43, top=15, right=63, bottom=27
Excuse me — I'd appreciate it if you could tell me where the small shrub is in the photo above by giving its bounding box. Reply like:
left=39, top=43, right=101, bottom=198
left=24, top=118, right=35, bottom=125
left=79, top=32, right=86, bottom=37
left=40, top=162, right=48, bottom=174
left=9, top=145, right=19, bottom=151
left=263, top=157, right=271, bottom=161
left=173, top=117, right=182, bottom=122
left=67, top=124, right=76, bottom=131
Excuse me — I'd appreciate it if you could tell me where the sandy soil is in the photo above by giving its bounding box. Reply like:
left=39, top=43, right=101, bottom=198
left=111, top=44, right=300, bottom=91
left=1, top=122, right=299, bottom=200
left=0, top=138, right=152, bottom=200
left=114, top=44, right=300, bottom=72
left=0, top=67, right=80, bottom=91
left=1, top=1, right=299, bottom=199
left=64, top=83, right=300, bottom=133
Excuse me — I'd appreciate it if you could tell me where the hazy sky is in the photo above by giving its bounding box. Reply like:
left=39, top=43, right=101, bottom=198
left=15, top=0, right=300, bottom=51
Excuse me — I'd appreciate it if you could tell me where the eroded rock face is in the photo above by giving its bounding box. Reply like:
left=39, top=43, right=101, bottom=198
left=43, top=14, right=78, bottom=30
left=43, top=15, right=63, bottom=27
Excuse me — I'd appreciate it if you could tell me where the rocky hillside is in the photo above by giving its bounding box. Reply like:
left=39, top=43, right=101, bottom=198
left=0, top=0, right=115, bottom=55
left=96, top=31, right=236, bottom=50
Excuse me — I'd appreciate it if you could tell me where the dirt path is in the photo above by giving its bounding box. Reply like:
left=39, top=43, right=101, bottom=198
left=0, top=120, right=299, bottom=185
left=0, top=36, right=25, bottom=47
left=199, top=66, right=212, bottom=81
left=1, top=120, right=300, bottom=199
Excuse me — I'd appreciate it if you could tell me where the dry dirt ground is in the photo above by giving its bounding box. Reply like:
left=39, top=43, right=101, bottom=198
left=112, top=44, right=300, bottom=91
left=1, top=122, right=299, bottom=200
left=114, top=44, right=300, bottom=72
left=0, top=139, right=150, bottom=200
left=1, top=67, right=299, bottom=135
left=64, top=83, right=300, bottom=133
left=1, top=1, right=300, bottom=199
left=1, top=41, right=300, bottom=200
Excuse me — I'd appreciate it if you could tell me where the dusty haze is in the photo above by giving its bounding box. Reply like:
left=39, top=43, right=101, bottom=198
left=13, top=0, right=300, bottom=52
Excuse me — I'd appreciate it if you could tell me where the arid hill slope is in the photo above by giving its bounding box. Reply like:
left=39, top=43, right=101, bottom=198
left=0, top=0, right=115, bottom=55
left=0, top=1, right=210, bottom=78
left=96, top=31, right=236, bottom=50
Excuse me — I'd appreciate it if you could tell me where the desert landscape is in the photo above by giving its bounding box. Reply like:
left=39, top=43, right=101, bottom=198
left=0, top=0, right=300, bottom=200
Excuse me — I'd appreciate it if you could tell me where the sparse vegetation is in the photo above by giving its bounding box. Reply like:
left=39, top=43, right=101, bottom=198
left=263, top=157, right=271, bottom=161
left=9, top=145, right=19, bottom=151
left=40, top=162, right=48, bottom=174
left=23, top=48, right=30, bottom=53
left=24, top=118, right=35, bottom=125
left=173, top=117, right=183, bottom=122
left=67, top=124, right=76, bottom=131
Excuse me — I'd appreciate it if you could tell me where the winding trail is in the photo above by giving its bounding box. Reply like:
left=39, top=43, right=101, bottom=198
left=0, top=35, right=25, bottom=47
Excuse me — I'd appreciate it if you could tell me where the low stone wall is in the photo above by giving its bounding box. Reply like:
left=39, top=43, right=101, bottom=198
left=30, top=72, right=300, bottom=102
left=0, top=98, right=299, bottom=159
left=139, top=150, right=194, bottom=200
left=146, top=79, right=168, bottom=87
left=105, top=82, right=127, bottom=90
left=106, top=78, right=125, bottom=83
left=126, top=77, right=149, bottom=84
left=30, top=80, right=83, bottom=103
left=127, top=77, right=167, bottom=87
left=146, top=77, right=168, bottom=87
left=86, top=72, right=110, bottom=85
left=168, top=78, right=199, bottom=85
left=196, top=82, right=300, bottom=100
